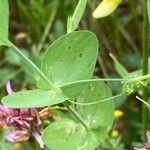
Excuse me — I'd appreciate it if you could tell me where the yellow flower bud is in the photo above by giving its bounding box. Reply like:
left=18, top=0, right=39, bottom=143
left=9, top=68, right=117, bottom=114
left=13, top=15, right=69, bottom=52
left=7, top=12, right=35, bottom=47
left=111, top=130, right=119, bottom=138
left=93, top=0, right=122, bottom=18
left=114, top=110, right=123, bottom=118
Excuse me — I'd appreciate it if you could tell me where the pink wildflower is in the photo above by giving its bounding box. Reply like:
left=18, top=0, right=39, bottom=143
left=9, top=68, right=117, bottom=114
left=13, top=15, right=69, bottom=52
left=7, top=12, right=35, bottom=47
left=6, top=81, right=13, bottom=95
left=33, top=131, right=44, bottom=148
left=134, top=131, right=150, bottom=150
left=0, top=81, right=44, bottom=148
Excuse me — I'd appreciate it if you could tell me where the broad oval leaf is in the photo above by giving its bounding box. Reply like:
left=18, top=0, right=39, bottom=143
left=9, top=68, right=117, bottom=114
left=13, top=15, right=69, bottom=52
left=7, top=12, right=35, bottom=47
left=2, top=89, right=68, bottom=108
left=42, top=81, right=114, bottom=149
left=37, top=31, right=98, bottom=89
left=42, top=119, right=99, bottom=150
left=76, top=81, right=115, bottom=141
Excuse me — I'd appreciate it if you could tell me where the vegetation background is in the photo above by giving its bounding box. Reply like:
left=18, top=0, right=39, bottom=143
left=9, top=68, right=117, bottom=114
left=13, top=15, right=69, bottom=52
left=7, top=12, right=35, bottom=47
left=0, top=0, right=145, bottom=149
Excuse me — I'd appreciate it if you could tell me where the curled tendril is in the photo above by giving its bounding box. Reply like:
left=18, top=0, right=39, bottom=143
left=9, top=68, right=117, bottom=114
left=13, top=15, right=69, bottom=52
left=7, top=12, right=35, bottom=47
left=122, top=82, right=134, bottom=95
left=122, top=75, right=150, bottom=95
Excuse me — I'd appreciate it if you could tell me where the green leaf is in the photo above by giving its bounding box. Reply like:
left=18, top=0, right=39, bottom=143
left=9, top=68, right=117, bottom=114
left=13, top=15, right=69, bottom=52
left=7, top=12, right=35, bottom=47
left=110, top=53, right=129, bottom=78
left=148, top=0, right=150, bottom=23
left=123, top=57, right=150, bottom=80
left=0, top=38, right=9, bottom=46
left=60, top=78, right=109, bottom=99
left=37, top=31, right=98, bottom=89
left=42, top=81, right=114, bottom=149
left=5, top=48, right=21, bottom=65
left=0, top=69, right=21, bottom=87
left=0, top=0, right=9, bottom=46
left=123, top=70, right=141, bottom=80
left=61, top=80, right=89, bottom=99
left=67, top=0, right=87, bottom=33
left=76, top=81, right=115, bottom=141
left=42, top=119, right=99, bottom=150
left=0, top=130, right=14, bottom=150
left=2, top=89, right=68, bottom=108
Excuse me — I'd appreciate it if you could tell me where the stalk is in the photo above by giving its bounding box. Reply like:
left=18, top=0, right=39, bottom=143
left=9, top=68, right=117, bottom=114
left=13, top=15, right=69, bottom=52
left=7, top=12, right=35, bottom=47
left=65, top=104, right=88, bottom=130
left=142, top=0, right=149, bottom=141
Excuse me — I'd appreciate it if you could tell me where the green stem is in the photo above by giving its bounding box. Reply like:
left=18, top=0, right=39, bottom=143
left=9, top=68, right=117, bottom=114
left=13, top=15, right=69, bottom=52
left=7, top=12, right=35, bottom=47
left=67, top=93, right=123, bottom=106
left=9, top=42, right=55, bottom=88
left=65, top=104, right=88, bottom=130
left=142, top=0, right=149, bottom=141
left=59, top=78, right=128, bottom=88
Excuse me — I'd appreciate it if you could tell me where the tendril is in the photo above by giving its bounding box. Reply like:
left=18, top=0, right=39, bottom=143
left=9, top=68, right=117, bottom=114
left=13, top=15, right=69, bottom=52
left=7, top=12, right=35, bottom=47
left=67, top=94, right=123, bottom=106
left=122, top=74, right=150, bottom=95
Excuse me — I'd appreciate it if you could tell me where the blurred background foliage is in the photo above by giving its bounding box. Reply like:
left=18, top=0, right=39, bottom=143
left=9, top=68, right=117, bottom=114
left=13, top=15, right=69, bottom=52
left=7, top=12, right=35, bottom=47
left=0, top=0, right=145, bottom=149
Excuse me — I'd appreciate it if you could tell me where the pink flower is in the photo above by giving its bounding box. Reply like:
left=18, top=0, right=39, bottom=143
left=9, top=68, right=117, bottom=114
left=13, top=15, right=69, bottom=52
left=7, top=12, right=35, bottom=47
left=6, top=81, right=13, bottom=95
left=33, top=131, right=44, bottom=149
left=0, top=81, right=44, bottom=148
left=134, top=131, right=150, bottom=150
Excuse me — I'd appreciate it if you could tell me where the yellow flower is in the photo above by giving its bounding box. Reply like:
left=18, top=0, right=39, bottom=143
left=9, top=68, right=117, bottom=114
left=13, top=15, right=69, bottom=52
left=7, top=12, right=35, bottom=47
left=93, top=0, right=122, bottom=18
left=114, top=110, right=123, bottom=118
left=111, top=130, right=119, bottom=138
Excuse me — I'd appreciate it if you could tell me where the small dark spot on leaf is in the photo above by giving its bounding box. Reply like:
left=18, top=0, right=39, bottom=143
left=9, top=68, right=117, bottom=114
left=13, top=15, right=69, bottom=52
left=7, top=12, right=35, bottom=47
left=88, top=64, right=91, bottom=67
left=68, top=46, right=71, bottom=50
left=79, top=53, right=83, bottom=58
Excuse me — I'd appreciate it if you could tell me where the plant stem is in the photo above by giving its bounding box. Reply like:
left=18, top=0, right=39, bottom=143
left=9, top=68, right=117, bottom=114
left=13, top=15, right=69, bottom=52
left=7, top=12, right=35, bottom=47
left=65, top=104, right=88, bottom=130
left=9, top=42, right=55, bottom=88
left=142, top=0, right=149, bottom=141
left=67, top=93, right=123, bottom=106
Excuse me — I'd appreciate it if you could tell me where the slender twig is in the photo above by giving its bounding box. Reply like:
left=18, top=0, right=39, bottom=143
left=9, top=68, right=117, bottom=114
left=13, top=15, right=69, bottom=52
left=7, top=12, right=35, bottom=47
left=142, top=0, right=149, bottom=141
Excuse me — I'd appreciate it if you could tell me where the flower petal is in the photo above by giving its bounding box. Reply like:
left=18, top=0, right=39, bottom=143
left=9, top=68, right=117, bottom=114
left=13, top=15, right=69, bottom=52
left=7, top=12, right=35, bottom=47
left=6, top=81, right=13, bottom=95
left=33, top=131, right=44, bottom=149
left=146, top=131, right=150, bottom=143
left=0, top=104, right=11, bottom=114
left=134, top=148, right=146, bottom=150
left=93, top=0, right=122, bottom=18
left=5, top=131, right=29, bottom=143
